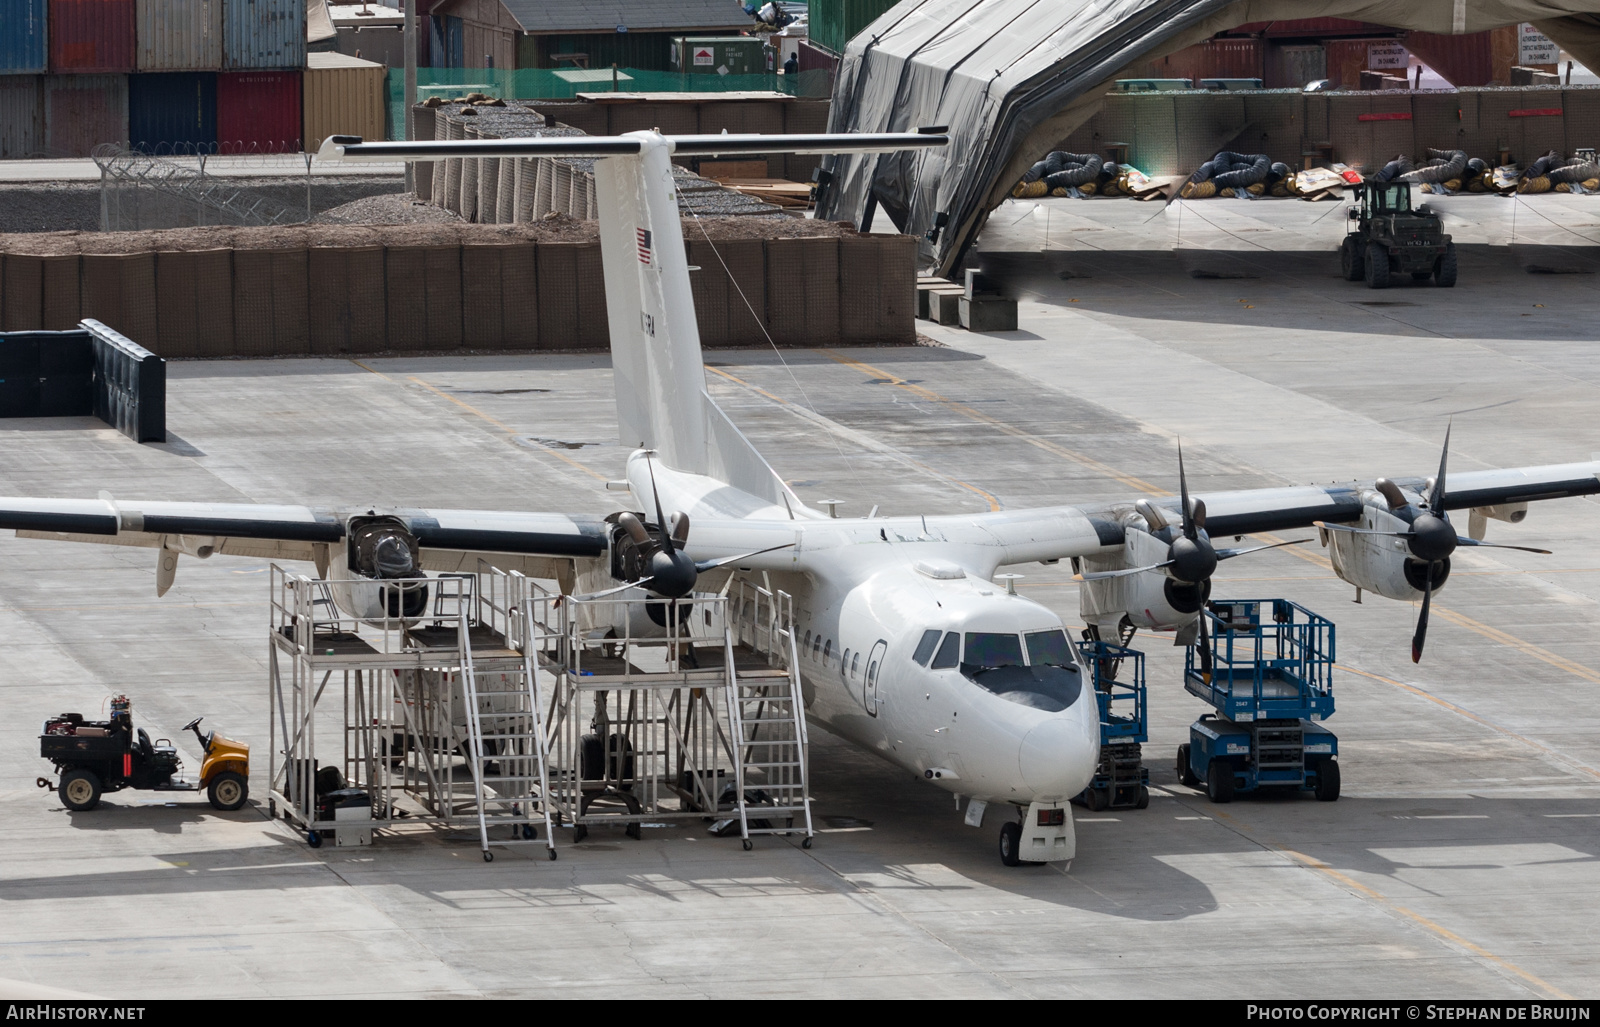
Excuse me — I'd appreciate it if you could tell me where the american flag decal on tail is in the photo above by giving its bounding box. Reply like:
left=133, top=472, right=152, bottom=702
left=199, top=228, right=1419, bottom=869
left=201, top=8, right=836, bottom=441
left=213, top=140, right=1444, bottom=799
left=637, top=228, right=652, bottom=265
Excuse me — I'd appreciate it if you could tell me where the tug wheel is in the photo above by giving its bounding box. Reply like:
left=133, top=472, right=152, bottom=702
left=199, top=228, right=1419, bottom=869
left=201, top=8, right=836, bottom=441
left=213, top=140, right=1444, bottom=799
left=60, top=769, right=101, bottom=811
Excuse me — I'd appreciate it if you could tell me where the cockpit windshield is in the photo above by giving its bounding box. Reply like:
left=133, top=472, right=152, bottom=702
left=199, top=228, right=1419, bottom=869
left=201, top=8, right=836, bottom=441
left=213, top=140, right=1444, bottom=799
left=959, top=630, right=1081, bottom=712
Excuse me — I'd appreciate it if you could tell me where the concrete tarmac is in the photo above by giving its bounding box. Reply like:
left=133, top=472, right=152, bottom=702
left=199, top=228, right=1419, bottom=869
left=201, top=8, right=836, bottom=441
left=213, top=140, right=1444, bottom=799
left=2, top=211, right=1600, bottom=997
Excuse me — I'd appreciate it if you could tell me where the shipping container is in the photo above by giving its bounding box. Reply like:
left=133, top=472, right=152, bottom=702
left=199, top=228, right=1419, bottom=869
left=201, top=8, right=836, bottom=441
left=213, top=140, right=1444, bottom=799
left=128, top=71, right=216, bottom=152
left=223, top=0, right=304, bottom=70
left=302, top=51, right=383, bottom=151
left=43, top=73, right=127, bottom=156
left=217, top=69, right=299, bottom=151
left=136, top=0, right=222, bottom=70
left=49, top=0, right=135, bottom=72
left=0, top=76, right=43, bottom=157
left=1405, top=30, right=1494, bottom=88
left=670, top=36, right=767, bottom=76
left=809, top=0, right=898, bottom=58
left=0, top=0, right=49, bottom=73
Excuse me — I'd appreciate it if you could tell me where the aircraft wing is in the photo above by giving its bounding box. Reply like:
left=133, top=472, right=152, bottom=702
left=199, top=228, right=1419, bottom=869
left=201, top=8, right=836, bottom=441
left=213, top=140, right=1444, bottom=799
left=0, top=497, right=608, bottom=577
left=970, top=460, right=1600, bottom=566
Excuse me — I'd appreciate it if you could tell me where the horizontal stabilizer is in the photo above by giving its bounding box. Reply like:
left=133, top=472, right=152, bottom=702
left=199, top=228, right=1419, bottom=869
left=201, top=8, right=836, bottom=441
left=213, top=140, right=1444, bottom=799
left=318, top=130, right=950, bottom=163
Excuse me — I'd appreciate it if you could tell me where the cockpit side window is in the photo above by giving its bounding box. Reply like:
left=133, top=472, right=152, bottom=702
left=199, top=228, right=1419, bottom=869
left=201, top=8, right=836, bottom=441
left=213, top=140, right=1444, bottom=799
left=911, top=629, right=941, bottom=666
left=930, top=632, right=959, bottom=669
left=1025, top=629, right=1076, bottom=668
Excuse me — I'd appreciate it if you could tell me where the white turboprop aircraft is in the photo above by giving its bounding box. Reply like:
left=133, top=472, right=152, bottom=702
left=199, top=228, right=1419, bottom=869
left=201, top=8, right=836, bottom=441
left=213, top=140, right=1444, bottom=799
left=2, top=129, right=1596, bottom=867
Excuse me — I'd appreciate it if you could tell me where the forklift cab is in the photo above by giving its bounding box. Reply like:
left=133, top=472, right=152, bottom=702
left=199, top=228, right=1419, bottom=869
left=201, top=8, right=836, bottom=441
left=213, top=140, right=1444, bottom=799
left=1350, top=182, right=1414, bottom=221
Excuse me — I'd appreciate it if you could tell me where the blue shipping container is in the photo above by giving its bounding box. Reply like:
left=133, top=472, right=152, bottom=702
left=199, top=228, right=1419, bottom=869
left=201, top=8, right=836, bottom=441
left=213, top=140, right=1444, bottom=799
left=0, top=0, right=49, bottom=73
left=223, top=0, right=304, bottom=70
left=128, top=71, right=216, bottom=153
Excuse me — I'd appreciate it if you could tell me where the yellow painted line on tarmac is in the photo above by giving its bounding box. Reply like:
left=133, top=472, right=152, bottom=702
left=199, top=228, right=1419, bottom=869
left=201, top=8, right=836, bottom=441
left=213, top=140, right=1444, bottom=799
left=706, top=364, right=1002, bottom=512
left=1276, top=849, right=1573, bottom=999
left=1336, top=663, right=1600, bottom=781
left=403, top=375, right=608, bottom=482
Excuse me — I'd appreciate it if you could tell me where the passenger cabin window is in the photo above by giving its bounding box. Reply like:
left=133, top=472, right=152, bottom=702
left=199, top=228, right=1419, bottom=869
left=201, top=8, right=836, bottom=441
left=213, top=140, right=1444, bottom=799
left=930, top=632, right=959, bottom=669
left=823, top=640, right=832, bottom=662
left=911, top=629, right=941, bottom=666
left=803, top=630, right=812, bottom=650
left=812, top=636, right=822, bottom=659
left=851, top=653, right=860, bottom=676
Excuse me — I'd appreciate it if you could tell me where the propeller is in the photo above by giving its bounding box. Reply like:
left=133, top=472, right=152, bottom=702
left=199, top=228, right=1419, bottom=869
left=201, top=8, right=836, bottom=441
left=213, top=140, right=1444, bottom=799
left=1313, top=423, right=1550, bottom=662
left=1075, top=441, right=1309, bottom=584
left=574, top=454, right=794, bottom=602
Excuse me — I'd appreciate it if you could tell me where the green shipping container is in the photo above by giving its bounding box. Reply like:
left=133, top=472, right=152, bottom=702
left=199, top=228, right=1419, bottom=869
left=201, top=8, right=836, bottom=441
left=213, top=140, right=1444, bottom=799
left=671, top=36, right=768, bottom=76
left=810, top=0, right=901, bottom=58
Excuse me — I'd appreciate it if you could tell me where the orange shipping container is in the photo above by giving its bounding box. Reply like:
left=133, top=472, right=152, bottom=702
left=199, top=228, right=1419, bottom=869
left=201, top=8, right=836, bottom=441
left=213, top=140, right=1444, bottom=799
left=302, top=51, right=385, bottom=152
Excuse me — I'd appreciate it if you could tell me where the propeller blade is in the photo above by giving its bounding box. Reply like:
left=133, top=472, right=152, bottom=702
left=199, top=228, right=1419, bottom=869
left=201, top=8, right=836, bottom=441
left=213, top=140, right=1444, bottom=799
left=1215, top=538, right=1312, bottom=560
left=1412, top=562, right=1435, bottom=663
left=1428, top=421, right=1451, bottom=513
left=1313, top=520, right=1409, bottom=538
left=693, top=543, right=797, bottom=573
left=646, top=455, right=673, bottom=555
left=1074, top=560, right=1175, bottom=582
left=1177, top=440, right=1196, bottom=540
left=575, top=576, right=656, bottom=601
left=1453, top=537, right=1552, bottom=555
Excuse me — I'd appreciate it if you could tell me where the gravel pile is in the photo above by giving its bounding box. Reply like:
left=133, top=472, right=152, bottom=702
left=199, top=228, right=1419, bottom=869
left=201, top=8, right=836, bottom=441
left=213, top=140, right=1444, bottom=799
left=315, top=192, right=464, bottom=225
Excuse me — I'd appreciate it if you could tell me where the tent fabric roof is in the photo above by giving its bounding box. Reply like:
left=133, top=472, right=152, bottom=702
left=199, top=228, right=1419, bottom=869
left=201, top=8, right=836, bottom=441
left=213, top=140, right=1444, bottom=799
left=816, top=0, right=1600, bottom=275
left=496, top=0, right=751, bottom=34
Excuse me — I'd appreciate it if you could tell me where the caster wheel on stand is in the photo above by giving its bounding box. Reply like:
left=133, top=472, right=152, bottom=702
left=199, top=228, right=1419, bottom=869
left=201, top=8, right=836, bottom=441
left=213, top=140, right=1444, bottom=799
left=742, top=839, right=754, bottom=851
left=482, top=850, right=494, bottom=862
left=801, top=837, right=813, bottom=849
left=547, top=848, right=558, bottom=861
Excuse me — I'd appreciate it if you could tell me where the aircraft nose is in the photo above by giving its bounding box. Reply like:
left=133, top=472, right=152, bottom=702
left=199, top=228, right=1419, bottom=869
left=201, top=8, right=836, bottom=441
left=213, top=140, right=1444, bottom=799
left=1017, top=714, right=1096, bottom=798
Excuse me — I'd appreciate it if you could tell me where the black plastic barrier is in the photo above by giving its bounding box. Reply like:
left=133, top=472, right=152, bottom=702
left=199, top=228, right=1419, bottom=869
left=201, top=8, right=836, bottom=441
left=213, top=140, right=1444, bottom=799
left=0, top=319, right=166, bottom=443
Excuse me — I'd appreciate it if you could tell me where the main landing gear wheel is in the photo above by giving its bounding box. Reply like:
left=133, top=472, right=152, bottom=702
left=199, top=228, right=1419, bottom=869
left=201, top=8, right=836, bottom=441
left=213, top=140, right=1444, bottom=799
left=59, top=769, right=101, bottom=811
left=1315, top=759, right=1342, bottom=802
left=207, top=771, right=248, bottom=811
left=1206, top=761, right=1235, bottom=804
left=998, top=821, right=1022, bottom=867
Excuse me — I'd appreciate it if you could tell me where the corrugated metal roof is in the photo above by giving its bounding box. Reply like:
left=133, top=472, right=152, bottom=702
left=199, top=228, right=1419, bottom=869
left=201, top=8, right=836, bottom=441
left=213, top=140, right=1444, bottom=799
left=306, top=50, right=383, bottom=68
left=489, top=0, right=749, bottom=34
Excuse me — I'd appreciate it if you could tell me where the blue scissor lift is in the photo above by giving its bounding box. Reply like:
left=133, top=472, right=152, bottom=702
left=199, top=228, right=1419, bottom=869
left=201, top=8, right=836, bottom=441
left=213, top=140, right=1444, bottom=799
left=1179, top=599, right=1341, bottom=804
left=1073, top=640, right=1149, bottom=811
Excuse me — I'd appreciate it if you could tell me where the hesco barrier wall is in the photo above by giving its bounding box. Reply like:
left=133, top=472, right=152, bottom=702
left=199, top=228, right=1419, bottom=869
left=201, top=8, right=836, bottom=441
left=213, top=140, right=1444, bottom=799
left=0, top=222, right=915, bottom=356
left=1057, top=85, right=1600, bottom=177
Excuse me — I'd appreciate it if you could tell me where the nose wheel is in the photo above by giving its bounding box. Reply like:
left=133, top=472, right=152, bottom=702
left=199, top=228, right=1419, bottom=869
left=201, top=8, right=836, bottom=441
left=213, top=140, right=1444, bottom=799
left=998, top=821, right=1022, bottom=867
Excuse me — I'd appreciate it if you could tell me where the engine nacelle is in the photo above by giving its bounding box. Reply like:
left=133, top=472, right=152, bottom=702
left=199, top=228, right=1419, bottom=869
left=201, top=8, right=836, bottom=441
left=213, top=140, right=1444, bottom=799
left=326, top=516, right=429, bottom=623
left=1078, top=515, right=1209, bottom=634
left=1323, top=496, right=1450, bottom=601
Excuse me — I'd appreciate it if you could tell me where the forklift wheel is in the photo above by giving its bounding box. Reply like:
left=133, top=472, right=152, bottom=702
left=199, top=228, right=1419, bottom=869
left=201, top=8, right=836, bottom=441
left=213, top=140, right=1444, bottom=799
left=998, top=821, right=1022, bottom=867
left=1083, top=786, right=1107, bottom=812
left=1206, top=761, right=1235, bottom=804
left=59, top=769, right=102, bottom=811
left=307, top=831, right=322, bottom=848
left=1135, top=786, right=1150, bottom=810
left=207, top=771, right=248, bottom=811
left=1315, top=759, right=1341, bottom=802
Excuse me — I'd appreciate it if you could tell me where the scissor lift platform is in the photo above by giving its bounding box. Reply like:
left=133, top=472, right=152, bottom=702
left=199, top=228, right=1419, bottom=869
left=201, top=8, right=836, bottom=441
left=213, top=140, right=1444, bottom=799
left=1072, top=639, right=1149, bottom=811
left=1177, top=599, right=1341, bottom=804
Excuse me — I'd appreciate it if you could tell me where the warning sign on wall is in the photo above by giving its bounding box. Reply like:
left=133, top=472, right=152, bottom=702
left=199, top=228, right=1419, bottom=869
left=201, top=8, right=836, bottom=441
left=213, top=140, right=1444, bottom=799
left=694, top=47, right=714, bottom=66
left=1519, top=23, right=1559, bottom=66
left=1367, top=43, right=1407, bottom=70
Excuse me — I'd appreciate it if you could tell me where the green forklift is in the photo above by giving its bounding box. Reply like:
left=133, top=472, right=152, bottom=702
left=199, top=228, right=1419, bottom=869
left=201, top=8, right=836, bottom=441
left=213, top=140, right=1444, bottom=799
left=1340, top=181, right=1457, bottom=289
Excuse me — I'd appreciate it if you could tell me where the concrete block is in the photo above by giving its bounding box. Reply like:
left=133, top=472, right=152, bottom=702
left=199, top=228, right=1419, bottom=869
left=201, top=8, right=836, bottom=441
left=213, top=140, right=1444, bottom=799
left=964, top=268, right=1002, bottom=298
left=930, top=289, right=965, bottom=325
left=959, top=295, right=1017, bottom=332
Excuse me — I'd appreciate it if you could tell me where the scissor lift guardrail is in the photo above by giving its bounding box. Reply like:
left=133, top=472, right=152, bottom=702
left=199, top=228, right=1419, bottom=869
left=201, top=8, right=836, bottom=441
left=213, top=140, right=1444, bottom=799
left=1073, top=639, right=1149, bottom=811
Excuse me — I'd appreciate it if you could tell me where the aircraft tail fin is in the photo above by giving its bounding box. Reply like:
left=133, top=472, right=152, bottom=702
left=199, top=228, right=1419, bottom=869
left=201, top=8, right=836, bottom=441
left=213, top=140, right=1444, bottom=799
left=318, top=130, right=947, bottom=505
